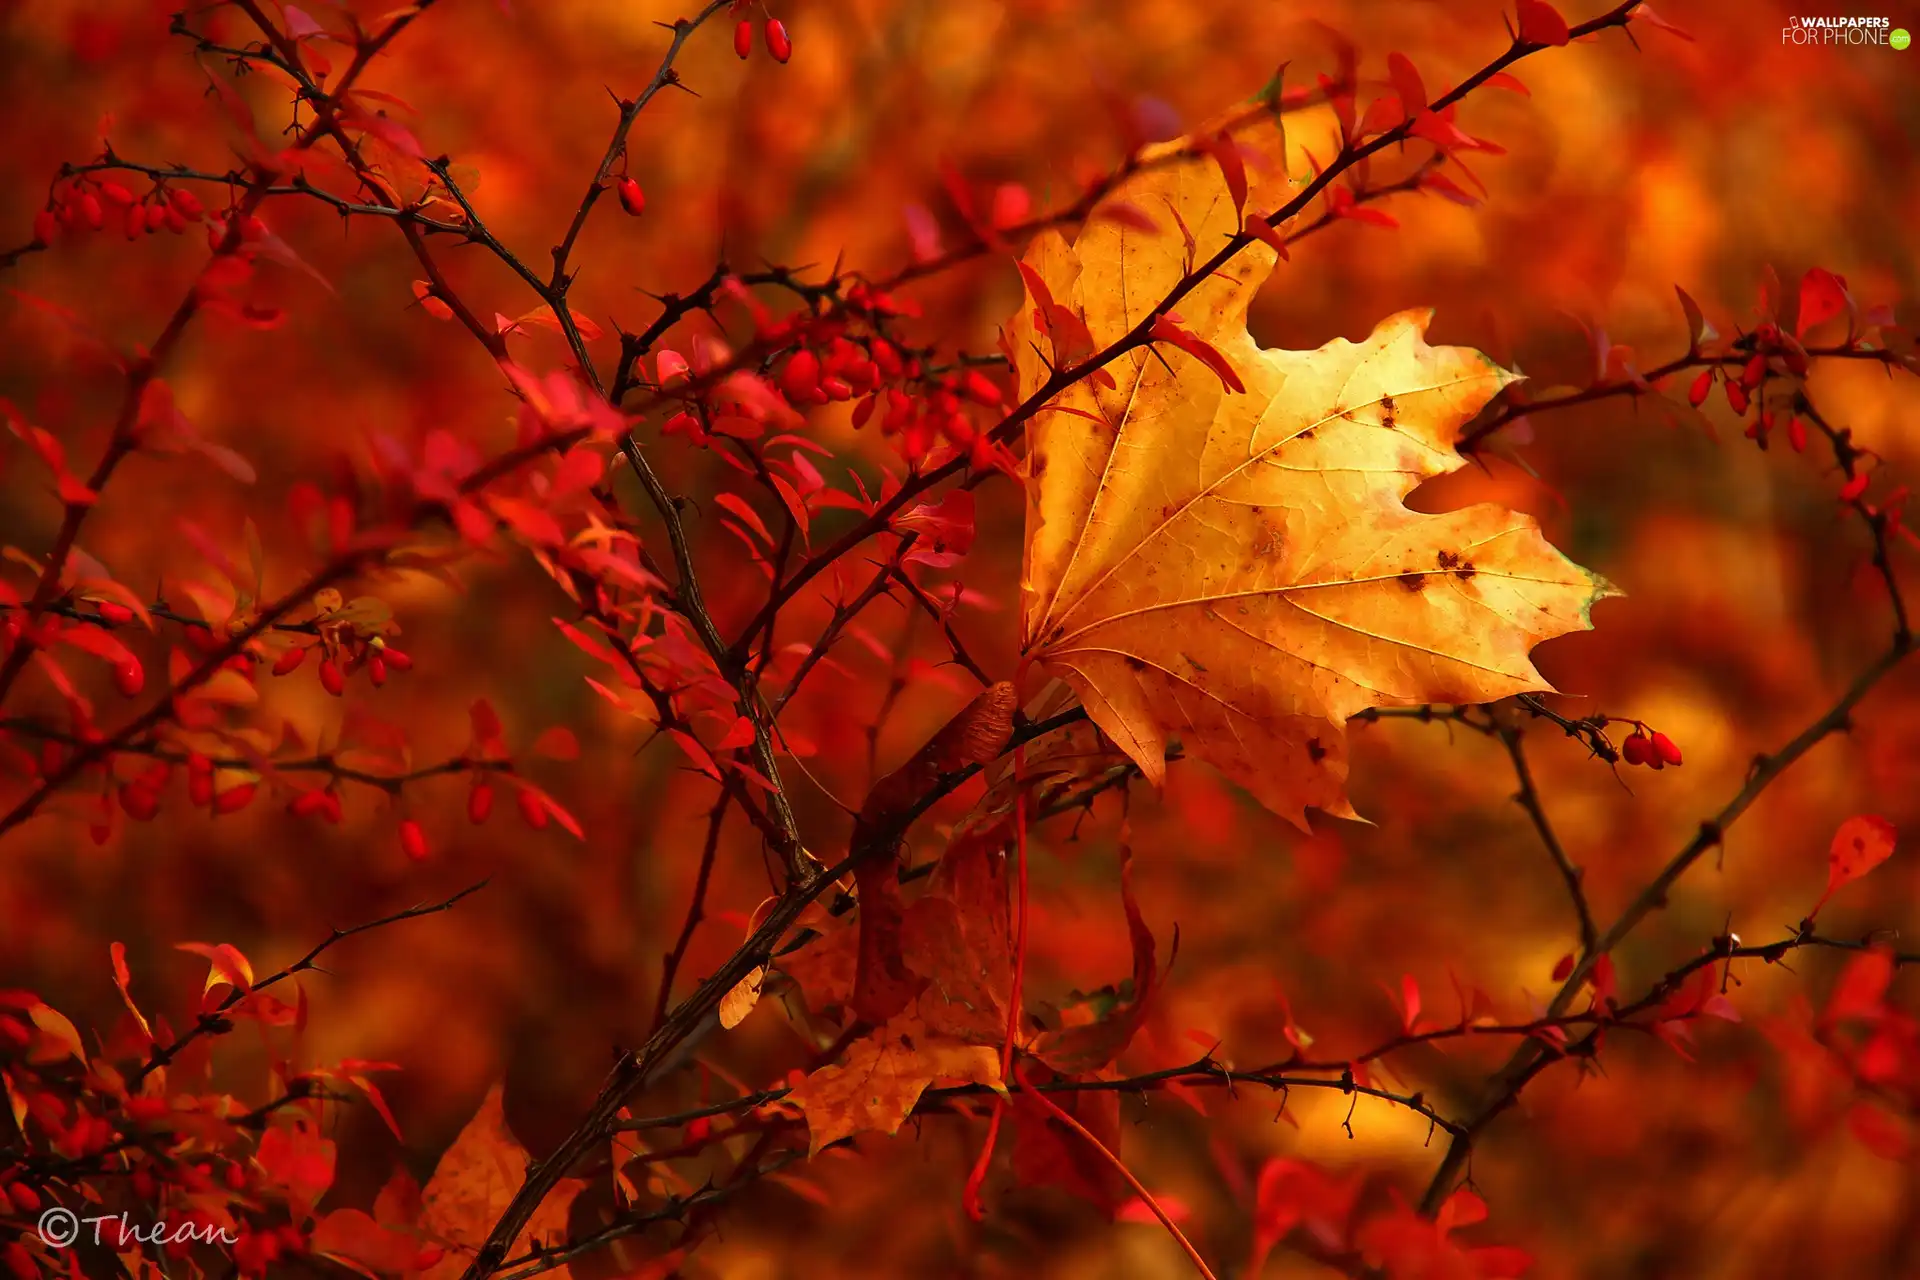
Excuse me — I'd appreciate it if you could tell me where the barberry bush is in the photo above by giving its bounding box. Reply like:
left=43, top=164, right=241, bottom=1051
left=2, top=2, right=1918, bottom=1277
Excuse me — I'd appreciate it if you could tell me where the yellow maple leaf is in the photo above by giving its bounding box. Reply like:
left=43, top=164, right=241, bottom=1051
left=1011, top=144, right=1614, bottom=826
left=418, top=1083, right=583, bottom=1278
left=787, top=1017, right=1005, bottom=1156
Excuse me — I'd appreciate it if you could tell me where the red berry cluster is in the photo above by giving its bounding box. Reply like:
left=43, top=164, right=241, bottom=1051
left=734, top=13, right=792, bottom=63
left=1619, top=727, right=1683, bottom=770
left=31, top=176, right=205, bottom=246
left=269, top=633, right=413, bottom=696
left=651, top=288, right=1014, bottom=471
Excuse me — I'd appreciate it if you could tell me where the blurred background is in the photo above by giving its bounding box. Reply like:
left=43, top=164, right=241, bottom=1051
left=3, top=0, right=1919, bottom=1275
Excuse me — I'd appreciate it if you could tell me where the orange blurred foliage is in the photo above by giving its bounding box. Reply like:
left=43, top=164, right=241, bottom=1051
left=2, top=1, right=1919, bottom=1277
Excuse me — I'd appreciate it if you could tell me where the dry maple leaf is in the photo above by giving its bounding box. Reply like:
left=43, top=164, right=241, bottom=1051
left=417, top=1083, right=584, bottom=1278
left=787, top=1015, right=1006, bottom=1156
left=1010, top=142, right=1614, bottom=826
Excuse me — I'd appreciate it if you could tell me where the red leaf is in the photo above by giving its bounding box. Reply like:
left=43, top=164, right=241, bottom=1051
left=532, top=726, right=580, bottom=760
left=1386, top=52, right=1426, bottom=115
left=1515, top=0, right=1570, bottom=46
left=1824, top=947, right=1894, bottom=1025
left=1811, top=814, right=1896, bottom=916
left=1150, top=314, right=1245, bottom=393
left=1198, top=132, right=1248, bottom=216
left=714, top=492, right=773, bottom=546
left=1796, top=267, right=1850, bottom=339
left=714, top=716, right=756, bottom=752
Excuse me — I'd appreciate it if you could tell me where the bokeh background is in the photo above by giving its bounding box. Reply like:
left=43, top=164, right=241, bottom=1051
left=3, top=0, right=1920, bottom=1275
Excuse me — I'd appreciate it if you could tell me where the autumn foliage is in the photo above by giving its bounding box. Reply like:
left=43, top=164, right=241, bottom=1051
left=2, top=1, right=1919, bottom=1278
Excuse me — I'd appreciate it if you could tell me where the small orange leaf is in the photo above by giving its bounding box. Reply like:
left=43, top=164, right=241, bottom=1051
left=110, top=942, right=153, bottom=1046
left=720, top=966, right=766, bottom=1030
left=175, top=941, right=255, bottom=1006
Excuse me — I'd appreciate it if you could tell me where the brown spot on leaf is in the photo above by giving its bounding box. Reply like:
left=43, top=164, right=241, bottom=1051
left=1400, top=572, right=1426, bottom=592
left=1437, top=550, right=1460, bottom=570
left=1306, top=738, right=1328, bottom=762
left=1123, top=655, right=1148, bottom=671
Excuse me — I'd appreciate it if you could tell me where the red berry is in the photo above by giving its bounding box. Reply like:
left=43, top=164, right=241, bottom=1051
left=381, top=647, right=413, bottom=672
left=124, top=205, right=145, bottom=239
left=99, top=181, right=135, bottom=206
left=32, top=209, right=57, bottom=244
left=81, top=192, right=104, bottom=229
left=1723, top=379, right=1749, bottom=415
left=112, top=657, right=144, bottom=697
left=1686, top=368, right=1712, bottom=408
left=289, top=790, right=330, bottom=819
left=1787, top=416, right=1807, bottom=452
left=272, top=646, right=308, bottom=676
left=3, top=1240, right=34, bottom=1280
left=213, top=783, right=257, bottom=814
left=95, top=601, right=134, bottom=625
left=1621, top=732, right=1651, bottom=766
left=616, top=177, right=645, bottom=217
left=468, top=781, right=494, bottom=824
left=516, top=788, right=550, bottom=830
left=188, top=771, right=213, bottom=807
left=164, top=205, right=187, bottom=234
left=961, top=370, right=1004, bottom=407
left=119, top=784, right=160, bottom=822
left=145, top=203, right=168, bottom=233
left=1650, top=732, right=1681, bottom=767
left=734, top=18, right=752, bottom=57
left=1839, top=472, right=1869, bottom=503
left=398, top=819, right=428, bottom=862
left=9, top=1180, right=42, bottom=1212
left=764, top=18, right=791, bottom=63
left=169, top=188, right=205, bottom=220
left=780, top=349, right=821, bottom=401
left=319, top=658, right=345, bottom=697
left=368, top=654, right=388, bottom=687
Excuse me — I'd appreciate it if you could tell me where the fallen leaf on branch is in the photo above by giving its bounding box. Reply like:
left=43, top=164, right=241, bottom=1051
left=787, top=1015, right=1005, bottom=1155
